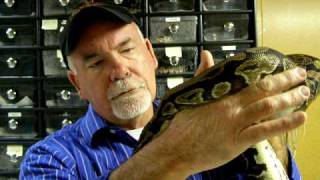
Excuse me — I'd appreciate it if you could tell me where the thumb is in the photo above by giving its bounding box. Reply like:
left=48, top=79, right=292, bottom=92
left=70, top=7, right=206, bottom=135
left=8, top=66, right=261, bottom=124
left=194, top=50, right=215, bottom=76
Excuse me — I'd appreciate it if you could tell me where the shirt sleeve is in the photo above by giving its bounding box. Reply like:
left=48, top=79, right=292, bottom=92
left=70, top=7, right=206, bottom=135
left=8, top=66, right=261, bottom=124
left=288, top=150, right=302, bottom=180
left=19, top=143, right=78, bottom=180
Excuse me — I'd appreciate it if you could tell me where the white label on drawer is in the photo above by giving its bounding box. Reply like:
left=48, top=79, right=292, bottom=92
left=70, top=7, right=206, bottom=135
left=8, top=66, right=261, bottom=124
left=222, top=45, right=236, bottom=51
left=7, top=145, right=23, bottom=157
left=165, top=47, right=182, bottom=58
left=167, top=77, right=184, bottom=89
left=41, top=19, right=58, bottom=30
left=165, top=17, right=181, bottom=22
left=8, top=112, right=22, bottom=117
left=57, top=50, right=63, bottom=59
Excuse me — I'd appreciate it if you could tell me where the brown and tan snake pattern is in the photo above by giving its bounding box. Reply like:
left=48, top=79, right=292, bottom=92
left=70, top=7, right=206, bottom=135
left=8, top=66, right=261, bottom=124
left=135, top=47, right=320, bottom=179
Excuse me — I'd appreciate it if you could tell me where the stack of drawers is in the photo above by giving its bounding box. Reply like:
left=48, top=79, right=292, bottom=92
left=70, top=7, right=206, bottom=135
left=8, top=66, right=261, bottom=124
left=147, top=0, right=256, bottom=97
left=0, top=0, right=256, bottom=178
left=0, top=1, right=38, bottom=178
left=0, top=0, right=88, bottom=178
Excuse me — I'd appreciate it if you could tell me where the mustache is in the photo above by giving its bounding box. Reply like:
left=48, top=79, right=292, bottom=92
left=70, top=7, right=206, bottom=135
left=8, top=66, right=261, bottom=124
left=107, top=77, right=146, bottom=100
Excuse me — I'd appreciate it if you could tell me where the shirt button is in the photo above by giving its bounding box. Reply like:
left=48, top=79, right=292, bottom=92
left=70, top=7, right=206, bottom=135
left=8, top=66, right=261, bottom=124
left=110, top=129, right=116, bottom=134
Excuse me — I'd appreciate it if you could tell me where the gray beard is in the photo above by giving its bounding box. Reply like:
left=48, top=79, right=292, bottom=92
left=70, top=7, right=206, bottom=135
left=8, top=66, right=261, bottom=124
left=110, top=89, right=152, bottom=120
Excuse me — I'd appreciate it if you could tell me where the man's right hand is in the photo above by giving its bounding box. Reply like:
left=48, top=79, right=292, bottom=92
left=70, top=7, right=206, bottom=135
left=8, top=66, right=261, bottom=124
left=151, top=66, right=310, bottom=177
left=111, top=67, right=309, bottom=180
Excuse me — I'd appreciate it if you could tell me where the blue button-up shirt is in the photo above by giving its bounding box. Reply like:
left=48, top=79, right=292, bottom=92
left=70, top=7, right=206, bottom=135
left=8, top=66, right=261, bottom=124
left=20, top=103, right=301, bottom=179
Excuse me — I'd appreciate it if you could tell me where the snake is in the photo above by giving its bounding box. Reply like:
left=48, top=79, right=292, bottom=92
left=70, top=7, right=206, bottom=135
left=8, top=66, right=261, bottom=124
left=134, top=47, right=320, bottom=179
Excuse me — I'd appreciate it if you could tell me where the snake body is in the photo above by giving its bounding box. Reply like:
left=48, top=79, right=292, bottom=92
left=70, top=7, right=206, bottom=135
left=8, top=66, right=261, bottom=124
left=135, top=47, right=320, bottom=179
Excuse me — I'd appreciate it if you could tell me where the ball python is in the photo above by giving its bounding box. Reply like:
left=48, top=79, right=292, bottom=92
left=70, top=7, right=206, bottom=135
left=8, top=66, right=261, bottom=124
left=135, top=47, right=320, bottom=179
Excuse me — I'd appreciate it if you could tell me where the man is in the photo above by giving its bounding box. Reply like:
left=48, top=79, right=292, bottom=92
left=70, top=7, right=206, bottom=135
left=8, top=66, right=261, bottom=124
left=20, top=2, right=309, bottom=179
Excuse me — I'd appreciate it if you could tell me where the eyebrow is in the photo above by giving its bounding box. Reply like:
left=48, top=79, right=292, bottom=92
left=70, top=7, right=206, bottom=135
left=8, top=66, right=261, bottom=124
left=81, top=37, right=133, bottom=62
left=83, top=53, right=99, bottom=63
left=114, top=37, right=132, bottom=49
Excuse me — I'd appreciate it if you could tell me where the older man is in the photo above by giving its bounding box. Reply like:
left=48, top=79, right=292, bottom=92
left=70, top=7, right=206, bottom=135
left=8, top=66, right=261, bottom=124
left=20, top=2, right=308, bottom=179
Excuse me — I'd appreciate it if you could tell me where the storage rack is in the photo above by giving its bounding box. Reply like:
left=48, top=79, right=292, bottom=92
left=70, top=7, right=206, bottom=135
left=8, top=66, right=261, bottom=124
left=0, top=0, right=257, bottom=178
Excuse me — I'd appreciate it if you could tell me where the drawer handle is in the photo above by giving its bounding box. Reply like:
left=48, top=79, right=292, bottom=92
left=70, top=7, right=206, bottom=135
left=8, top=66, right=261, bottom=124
left=224, top=22, right=235, bottom=32
left=59, top=0, right=70, bottom=7
left=169, top=0, right=177, bottom=2
left=224, top=0, right=232, bottom=3
left=225, top=52, right=235, bottom=59
left=6, top=89, right=17, bottom=100
left=60, top=90, right=71, bottom=100
left=168, top=24, right=179, bottom=34
left=8, top=118, right=18, bottom=130
left=9, top=154, right=18, bottom=163
left=169, top=56, right=180, bottom=66
left=61, top=118, right=72, bottom=127
left=4, top=0, right=15, bottom=8
left=6, top=57, right=18, bottom=68
left=6, top=27, right=16, bottom=39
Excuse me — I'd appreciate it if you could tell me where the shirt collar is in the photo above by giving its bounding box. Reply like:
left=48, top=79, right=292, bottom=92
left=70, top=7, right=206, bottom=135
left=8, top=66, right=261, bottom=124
left=80, top=99, right=161, bottom=147
left=80, top=104, right=119, bottom=146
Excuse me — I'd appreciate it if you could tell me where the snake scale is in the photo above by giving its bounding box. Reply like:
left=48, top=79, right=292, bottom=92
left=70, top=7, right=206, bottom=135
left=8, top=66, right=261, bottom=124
left=135, top=47, right=320, bottom=179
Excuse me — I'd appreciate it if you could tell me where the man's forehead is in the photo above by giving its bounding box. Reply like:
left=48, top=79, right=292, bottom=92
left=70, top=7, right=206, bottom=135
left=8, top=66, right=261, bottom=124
left=71, top=23, right=139, bottom=58
left=80, top=22, right=139, bottom=45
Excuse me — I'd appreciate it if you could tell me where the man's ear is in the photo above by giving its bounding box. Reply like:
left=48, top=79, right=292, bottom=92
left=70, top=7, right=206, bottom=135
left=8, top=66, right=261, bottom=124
left=67, top=70, right=86, bottom=100
left=144, top=38, right=158, bottom=69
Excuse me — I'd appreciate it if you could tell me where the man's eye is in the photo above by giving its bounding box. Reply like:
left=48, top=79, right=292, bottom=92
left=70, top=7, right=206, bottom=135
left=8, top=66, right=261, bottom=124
left=122, top=48, right=134, bottom=54
left=88, top=60, right=103, bottom=68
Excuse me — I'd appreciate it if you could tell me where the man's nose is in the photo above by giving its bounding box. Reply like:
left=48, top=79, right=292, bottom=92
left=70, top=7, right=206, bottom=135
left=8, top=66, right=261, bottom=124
left=109, top=62, right=131, bottom=81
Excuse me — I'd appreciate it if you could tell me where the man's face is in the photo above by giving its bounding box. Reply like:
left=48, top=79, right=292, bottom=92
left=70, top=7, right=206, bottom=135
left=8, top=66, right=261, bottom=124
left=68, top=21, right=158, bottom=129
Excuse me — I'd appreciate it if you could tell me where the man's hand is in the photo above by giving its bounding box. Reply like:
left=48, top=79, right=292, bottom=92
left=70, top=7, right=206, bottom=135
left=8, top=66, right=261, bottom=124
left=111, top=50, right=310, bottom=180
left=157, top=66, right=309, bottom=176
left=194, top=50, right=215, bottom=76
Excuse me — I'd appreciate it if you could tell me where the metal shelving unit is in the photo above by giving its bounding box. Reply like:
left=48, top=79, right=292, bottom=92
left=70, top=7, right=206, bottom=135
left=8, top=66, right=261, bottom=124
left=0, top=0, right=257, bottom=178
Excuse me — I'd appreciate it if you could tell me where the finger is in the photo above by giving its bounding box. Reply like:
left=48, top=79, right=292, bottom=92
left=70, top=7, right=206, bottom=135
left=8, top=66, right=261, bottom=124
left=239, top=111, right=307, bottom=145
left=239, top=85, right=310, bottom=126
left=194, top=50, right=215, bottom=76
left=237, top=67, right=307, bottom=106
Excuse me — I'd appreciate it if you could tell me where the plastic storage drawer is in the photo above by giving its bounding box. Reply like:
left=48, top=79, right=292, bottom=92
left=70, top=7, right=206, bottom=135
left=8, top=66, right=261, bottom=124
left=0, top=0, right=35, bottom=16
left=0, top=80, right=36, bottom=108
left=154, top=46, right=197, bottom=75
left=149, top=0, right=195, bottom=12
left=44, top=80, right=87, bottom=107
left=0, top=49, right=36, bottom=76
left=203, top=14, right=249, bottom=41
left=149, top=16, right=197, bottom=43
left=0, top=111, right=38, bottom=138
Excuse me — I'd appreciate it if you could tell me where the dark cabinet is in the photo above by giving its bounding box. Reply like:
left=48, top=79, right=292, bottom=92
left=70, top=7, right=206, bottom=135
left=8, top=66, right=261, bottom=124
left=0, top=0, right=257, bottom=177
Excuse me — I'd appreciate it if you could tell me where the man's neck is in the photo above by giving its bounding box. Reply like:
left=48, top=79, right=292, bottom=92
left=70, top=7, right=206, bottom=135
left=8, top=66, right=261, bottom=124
left=118, top=107, right=154, bottom=130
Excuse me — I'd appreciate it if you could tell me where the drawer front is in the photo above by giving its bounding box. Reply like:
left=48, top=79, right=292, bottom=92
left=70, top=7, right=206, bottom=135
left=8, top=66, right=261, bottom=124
left=42, top=50, right=67, bottom=77
left=43, top=0, right=86, bottom=16
left=203, top=14, right=249, bottom=41
left=44, top=81, right=87, bottom=107
left=0, top=50, right=36, bottom=76
left=42, top=19, right=67, bottom=46
left=204, top=44, right=251, bottom=63
left=149, top=0, right=195, bottom=12
left=0, top=174, right=18, bottom=179
left=0, top=0, right=35, bottom=16
left=203, top=0, right=248, bottom=11
left=0, top=111, right=38, bottom=138
left=0, top=22, right=36, bottom=46
left=155, top=46, right=197, bottom=75
left=45, top=110, right=84, bottom=134
left=156, top=77, right=187, bottom=98
left=0, top=81, right=36, bottom=108
left=150, top=16, right=197, bottom=43
left=111, top=0, right=142, bottom=13
left=0, top=143, right=31, bottom=172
